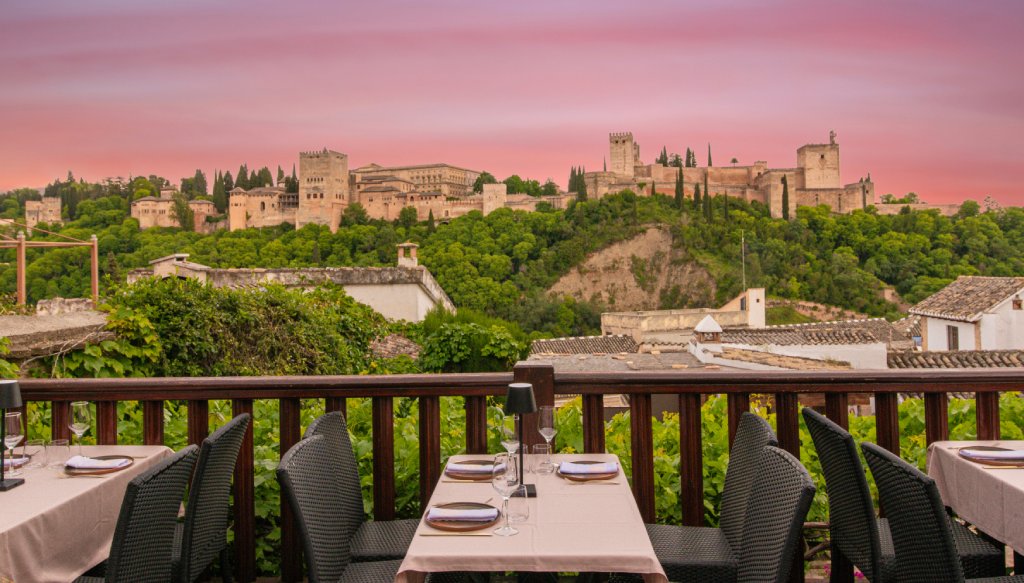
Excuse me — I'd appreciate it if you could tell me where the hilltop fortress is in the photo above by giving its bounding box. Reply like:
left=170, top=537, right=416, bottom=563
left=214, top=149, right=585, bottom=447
left=585, top=131, right=875, bottom=218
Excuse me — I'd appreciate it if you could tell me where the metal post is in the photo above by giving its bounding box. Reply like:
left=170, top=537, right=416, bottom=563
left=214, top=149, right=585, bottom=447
left=15, top=231, right=26, bottom=305
left=90, top=235, right=99, bottom=306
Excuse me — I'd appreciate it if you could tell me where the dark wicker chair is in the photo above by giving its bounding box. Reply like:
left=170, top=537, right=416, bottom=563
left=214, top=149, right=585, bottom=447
left=74, top=445, right=200, bottom=583
left=306, top=411, right=418, bottom=562
left=278, top=434, right=405, bottom=583
left=861, top=442, right=1021, bottom=583
left=173, top=413, right=252, bottom=583
left=613, top=444, right=814, bottom=583
left=803, top=408, right=1003, bottom=581
left=643, top=412, right=778, bottom=581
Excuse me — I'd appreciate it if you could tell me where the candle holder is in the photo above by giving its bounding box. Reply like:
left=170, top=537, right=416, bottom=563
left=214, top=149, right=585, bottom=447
left=503, top=382, right=537, bottom=498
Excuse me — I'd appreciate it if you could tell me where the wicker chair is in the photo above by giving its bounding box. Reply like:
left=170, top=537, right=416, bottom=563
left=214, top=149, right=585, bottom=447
left=74, top=445, right=200, bottom=583
left=278, top=434, right=405, bottom=583
left=305, top=411, right=418, bottom=562
left=803, top=408, right=1003, bottom=581
left=861, top=442, right=1022, bottom=583
left=644, top=412, right=778, bottom=581
left=173, top=413, right=252, bottom=583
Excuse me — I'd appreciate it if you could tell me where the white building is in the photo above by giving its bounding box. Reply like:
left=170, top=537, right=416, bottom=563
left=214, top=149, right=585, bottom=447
left=909, top=276, right=1024, bottom=351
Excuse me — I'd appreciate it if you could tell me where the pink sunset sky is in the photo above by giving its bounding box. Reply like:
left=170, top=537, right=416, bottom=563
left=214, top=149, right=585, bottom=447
left=2, top=0, right=1022, bottom=205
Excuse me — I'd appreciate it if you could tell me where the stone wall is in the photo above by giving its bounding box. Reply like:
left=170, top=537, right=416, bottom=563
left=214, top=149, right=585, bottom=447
left=24, top=196, right=62, bottom=229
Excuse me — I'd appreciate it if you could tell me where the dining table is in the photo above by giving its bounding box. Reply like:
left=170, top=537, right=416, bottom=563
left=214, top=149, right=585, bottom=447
left=0, top=444, right=173, bottom=583
left=927, top=439, right=1024, bottom=570
left=396, top=452, right=668, bottom=583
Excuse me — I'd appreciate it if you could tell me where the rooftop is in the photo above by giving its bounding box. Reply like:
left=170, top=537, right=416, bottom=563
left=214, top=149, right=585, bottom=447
left=721, top=318, right=908, bottom=347
left=909, top=276, right=1024, bottom=322
left=530, top=335, right=638, bottom=356
left=887, top=350, right=1024, bottom=369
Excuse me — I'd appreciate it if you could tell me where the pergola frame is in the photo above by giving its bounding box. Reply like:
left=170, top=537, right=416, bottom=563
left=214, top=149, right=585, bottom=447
left=0, top=221, right=99, bottom=305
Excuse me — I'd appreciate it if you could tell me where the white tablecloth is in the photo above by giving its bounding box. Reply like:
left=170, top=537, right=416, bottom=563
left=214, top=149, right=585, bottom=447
left=397, top=453, right=667, bottom=583
left=0, top=445, right=173, bottom=583
left=928, top=440, right=1024, bottom=554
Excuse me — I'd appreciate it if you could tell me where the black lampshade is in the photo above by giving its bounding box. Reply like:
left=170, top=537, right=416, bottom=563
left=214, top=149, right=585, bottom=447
left=0, top=380, right=20, bottom=409
left=503, top=383, right=537, bottom=415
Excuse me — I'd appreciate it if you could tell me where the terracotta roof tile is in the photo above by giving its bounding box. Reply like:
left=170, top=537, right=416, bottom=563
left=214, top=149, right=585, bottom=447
left=722, top=318, right=907, bottom=346
left=529, top=335, right=638, bottom=356
left=909, top=276, right=1024, bottom=322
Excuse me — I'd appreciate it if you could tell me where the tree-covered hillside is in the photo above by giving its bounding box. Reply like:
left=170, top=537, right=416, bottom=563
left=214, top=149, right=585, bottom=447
left=3, top=179, right=1024, bottom=335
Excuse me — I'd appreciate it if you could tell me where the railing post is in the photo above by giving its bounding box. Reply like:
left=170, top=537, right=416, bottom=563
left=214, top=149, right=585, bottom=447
left=513, top=363, right=555, bottom=452
left=96, top=401, right=118, bottom=445
left=325, top=397, right=347, bottom=419
left=629, top=393, right=656, bottom=523
left=976, top=392, right=1000, bottom=440
left=279, top=398, right=303, bottom=583
left=15, top=231, right=26, bottom=305
left=51, top=400, right=71, bottom=441
left=232, top=399, right=256, bottom=583
left=924, top=393, right=949, bottom=445
left=187, top=400, right=209, bottom=446
left=825, top=393, right=849, bottom=429
left=142, top=400, right=164, bottom=445
left=875, top=393, right=900, bottom=455
left=775, top=392, right=801, bottom=458
left=582, top=394, right=605, bottom=454
left=727, top=393, right=750, bottom=448
left=372, top=396, right=396, bottom=521
left=464, top=396, right=488, bottom=454
left=419, top=396, right=441, bottom=508
left=90, top=234, right=99, bottom=306
left=679, top=393, right=703, bottom=526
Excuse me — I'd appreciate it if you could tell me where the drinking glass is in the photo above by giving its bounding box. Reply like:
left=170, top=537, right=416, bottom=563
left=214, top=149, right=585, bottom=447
left=491, top=453, right=519, bottom=536
left=69, top=401, right=91, bottom=456
left=508, top=484, right=530, bottom=524
left=532, top=443, right=554, bottom=475
left=537, top=405, right=557, bottom=452
left=4, top=412, right=24, bottom=477
left=47, top=439, right=70, bottom=468
left=23, top=439, right=46, bottom=469
left=498, top=413, right=519, bottom=455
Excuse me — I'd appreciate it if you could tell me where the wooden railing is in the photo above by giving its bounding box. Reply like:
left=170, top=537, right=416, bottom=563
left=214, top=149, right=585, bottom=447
left=17, top=365, right=1024, bottom=583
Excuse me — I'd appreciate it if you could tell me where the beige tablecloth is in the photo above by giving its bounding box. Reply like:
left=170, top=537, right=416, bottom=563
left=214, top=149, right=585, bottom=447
left=928, top=440, right=1024, bottom=554
left=0, top=445, right=173, bottom=583
left=396, top=453, right=668, bottom=583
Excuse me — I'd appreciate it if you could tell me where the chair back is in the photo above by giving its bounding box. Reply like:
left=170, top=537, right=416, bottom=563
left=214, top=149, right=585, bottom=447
left=279, top=434, right=358, bottom=583
left=861, top=443, right=966, bottom=583
left=736, top=446, right=816, bottom=583
left=802, top=408, right=882, bottom=580
left=305, top=412, right=365, bottom=536
left=177, top=413, right=251, bottom=582
left=105, top=445, right=199, bottom=583
left=721, top=412, right=778, bottom=550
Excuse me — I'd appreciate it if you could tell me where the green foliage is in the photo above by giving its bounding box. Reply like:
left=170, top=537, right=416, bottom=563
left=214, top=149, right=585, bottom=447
left=472, top=171, right=497, bottom=194
left=417, top=308, right=528, bottom=373
left=0, top=337, right=19, bottom=378
left=765, top=305, right=817, bottom=325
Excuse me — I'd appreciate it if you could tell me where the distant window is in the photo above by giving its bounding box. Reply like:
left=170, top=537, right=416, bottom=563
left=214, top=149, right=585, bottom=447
left=740, top=297, right=747, bottom=311
left=946, top=325, right=959, bottom=350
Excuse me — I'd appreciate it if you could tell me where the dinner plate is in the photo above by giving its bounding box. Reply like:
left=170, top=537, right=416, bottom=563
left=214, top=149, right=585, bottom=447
left=2, top=453, right=30, bottom=469
left=424, top=502, right=501, bottom=532
left=64, top=455, right=135, bottom=476
left=557, top=460, right=619, bottom=482
left=444, top=459, right=496, bottom=481
left=958, top=446, right=1024, bottom=467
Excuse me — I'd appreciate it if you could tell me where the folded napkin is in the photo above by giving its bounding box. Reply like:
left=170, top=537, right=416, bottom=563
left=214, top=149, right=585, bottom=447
left=2, top=456, right=28, bottom=469
left=65, top=455, right=131, bottom=470
left=960, top=449, right=1024, bottom=461
left=559, top=461, right=619, bottom=475
left=427, top=506, right=499, bottom=522
left=446, top=461, right=506, bottom=474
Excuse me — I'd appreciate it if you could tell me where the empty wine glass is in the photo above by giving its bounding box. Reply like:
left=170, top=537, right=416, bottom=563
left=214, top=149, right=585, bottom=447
left=537, top=406, right=557, bottom=470
left=4, top=412, right=23, bottom=477
left=69, top=401, right=91, bottom=456
left=498, top=413, right=519, bottom=455
left=491, top=453, right=519, bottom=536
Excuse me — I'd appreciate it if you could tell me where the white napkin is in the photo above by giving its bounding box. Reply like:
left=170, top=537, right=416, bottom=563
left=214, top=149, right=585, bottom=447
left=65, top=455, right=131, bottom=470
left=427, top=506, right=499, bottom=522
left=446, top=462, right=506, bottom=474
left=2, top=456, right=28, bottom=469
left=559, top=461, right=619, bottom=475
left=960, top=449, right=1024, bottom=461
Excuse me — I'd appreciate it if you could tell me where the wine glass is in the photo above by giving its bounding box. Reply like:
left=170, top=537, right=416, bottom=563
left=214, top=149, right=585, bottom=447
left=498, top=413, right=519, bottom=455
left=537, top=406, right=557, bottom=470
left=491, top=453, right=519, bottom=537
left=4, top=412, right=24, bottom=476
left=69, top=401, right=92, bottom=456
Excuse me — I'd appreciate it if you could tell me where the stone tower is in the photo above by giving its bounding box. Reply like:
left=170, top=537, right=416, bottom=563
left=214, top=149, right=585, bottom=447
left=609, top=132, right=640, bottom=178
left=481, top=183, right=507, bottom=215
left=796, top=134, right=840, bottom=189
left=297, top=148, right=349, bottom=231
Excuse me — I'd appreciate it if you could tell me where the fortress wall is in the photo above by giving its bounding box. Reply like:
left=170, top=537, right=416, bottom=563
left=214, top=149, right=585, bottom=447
left=874, top=203, right=960, bottom=217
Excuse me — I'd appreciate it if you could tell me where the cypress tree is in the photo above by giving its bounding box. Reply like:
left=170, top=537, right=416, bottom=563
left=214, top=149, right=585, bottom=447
left=223, top=170, right=234, bottom=192
left=311, top=240, right=321, bottom=265
left=277, top=165, right=285, bottom=186
left=212, top=170, right=227, bottom=212
left=703, top=187, right=712, bottom=221
left=569, top=166, right=577, bottom=192
left=707, top=143, right=712, bottom=167
left=782, top=175, right=790, bottom=220
left=693, top=182, right=702, bottom=213
left=236, top=164, right=249, bottom=190
left=427, top=210, right=436, bottom=233
left=193, top=169, right=208, bottom=196
left=578, top=168, right=588, bottom=201
left=674, top=167, right=684, bottom=209
left=722, top=191, right=728, bottom=222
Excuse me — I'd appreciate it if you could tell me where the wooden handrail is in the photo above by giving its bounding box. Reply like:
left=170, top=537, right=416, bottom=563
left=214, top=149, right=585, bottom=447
left=15, top=366, right=1023, bottom=583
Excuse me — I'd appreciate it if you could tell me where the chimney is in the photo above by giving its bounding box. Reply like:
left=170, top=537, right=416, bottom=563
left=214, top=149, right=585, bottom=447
left=397, top=242, right=419, bottom=268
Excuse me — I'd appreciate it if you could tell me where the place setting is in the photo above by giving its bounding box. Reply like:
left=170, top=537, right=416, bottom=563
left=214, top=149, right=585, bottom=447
left=957, top=446, right=1024, bottom=469
left=423, top=452, right=522, bottom=537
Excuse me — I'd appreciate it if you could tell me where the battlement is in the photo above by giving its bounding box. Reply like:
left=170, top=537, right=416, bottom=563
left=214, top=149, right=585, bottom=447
left=299, top=148, right=346, bottom=158
left=609, top=132, right=634, bottom=141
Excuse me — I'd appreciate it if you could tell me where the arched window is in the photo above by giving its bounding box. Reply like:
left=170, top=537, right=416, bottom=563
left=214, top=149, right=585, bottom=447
left=261, top=202, right=266, bottom=211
